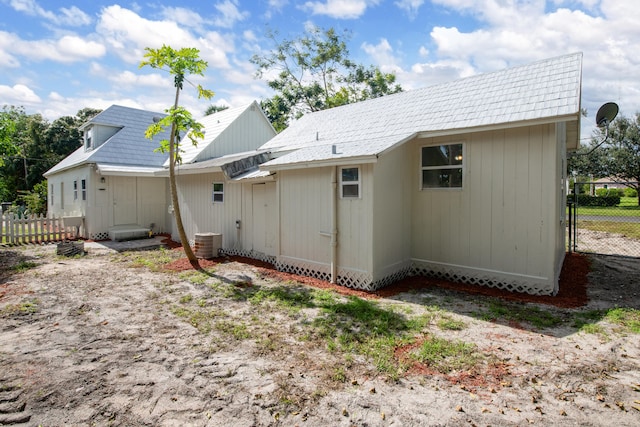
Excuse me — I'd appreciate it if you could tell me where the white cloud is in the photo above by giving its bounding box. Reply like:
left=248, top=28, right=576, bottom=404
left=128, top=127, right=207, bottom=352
left=6, top=0, right=92, bottom=26
left=395, top=0, right=424, bottom=18
left=412, top=0, right=640, bottom=138
left=361, top=38, right=403, bottom=73
left=96, top=5, right=233, bottom=70
left=0, top=31, right=105, bottom=64
left=160, top=6, right=205, bottom=32
left=0, top=83, right=41, bottom=103
left=52, top=35, right=106, bottom=62
left=213, top=0, right=250, bottom=28
left=265, top=0, right=289, bottom=19
left=301, top=0, right=380, bottom=19
left=0, top=31, right=21, bottom=68
left=108, top=71, right=169, bottom=88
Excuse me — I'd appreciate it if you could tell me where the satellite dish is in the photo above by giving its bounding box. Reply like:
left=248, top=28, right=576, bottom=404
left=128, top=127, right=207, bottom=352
left=595, top=102, right=618, bottom=128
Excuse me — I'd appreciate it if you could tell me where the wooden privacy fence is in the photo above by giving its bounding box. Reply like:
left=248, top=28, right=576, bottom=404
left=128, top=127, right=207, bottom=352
left=1, top=213, right=79, bottom=245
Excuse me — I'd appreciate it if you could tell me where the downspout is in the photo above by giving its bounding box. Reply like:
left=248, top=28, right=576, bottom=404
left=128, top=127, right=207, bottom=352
left=331, top=166, right=338, bottom=283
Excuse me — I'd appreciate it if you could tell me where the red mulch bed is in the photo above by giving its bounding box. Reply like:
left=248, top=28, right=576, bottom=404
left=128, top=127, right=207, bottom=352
left=160, top=234, right=590, bottom=307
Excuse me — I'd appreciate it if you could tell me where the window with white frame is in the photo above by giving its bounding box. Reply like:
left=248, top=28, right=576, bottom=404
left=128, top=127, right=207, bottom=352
left=73, top=180, right=78, bottom=200
left=340, top=167, right=360, bottom=198
left=85, top=127, right=93, bottom=150
left=212, top=182, right=224, bottom=203
left=81, top=179, right=87, bottom=201
left=50, top=184, right=54, bottom=206
left=421, top=143, right=464, bottom=189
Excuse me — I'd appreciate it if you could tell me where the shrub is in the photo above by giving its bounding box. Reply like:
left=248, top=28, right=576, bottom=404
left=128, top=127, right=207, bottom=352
left=624, top=187, right=638, bottom=198
left=595, top=187, right=625, bottom=197
left=568, top=194, right=620, bottom=207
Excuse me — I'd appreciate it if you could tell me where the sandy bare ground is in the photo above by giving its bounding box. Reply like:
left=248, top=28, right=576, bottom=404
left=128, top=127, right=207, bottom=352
left=576, top=228, right=640, bottom=257
left=1, top=243, right=639, bottom=426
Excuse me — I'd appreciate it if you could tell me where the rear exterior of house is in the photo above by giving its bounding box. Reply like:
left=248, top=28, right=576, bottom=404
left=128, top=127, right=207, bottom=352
left=45, top=102, right=276, bottom=241
left=45, top=165, right=169, bottom=240
left=202, top=53, right=582, bottom=296
left=45, top=105, right=172, bottom=240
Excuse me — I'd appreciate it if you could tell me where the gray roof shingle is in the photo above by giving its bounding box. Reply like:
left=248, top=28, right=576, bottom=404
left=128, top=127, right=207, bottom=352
left=45, top=105, right=170, bottom=176
left=261, top=53, right=582, bottom=168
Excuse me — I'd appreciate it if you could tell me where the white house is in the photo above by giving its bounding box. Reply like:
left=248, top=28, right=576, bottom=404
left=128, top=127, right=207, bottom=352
left=175, top=53, right=582, bottom=296
left=45, top=102, right=276, bottom=241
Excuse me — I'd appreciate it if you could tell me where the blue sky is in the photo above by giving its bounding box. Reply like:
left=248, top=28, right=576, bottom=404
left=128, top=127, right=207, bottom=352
left=1, top=0, right=638, bottom=139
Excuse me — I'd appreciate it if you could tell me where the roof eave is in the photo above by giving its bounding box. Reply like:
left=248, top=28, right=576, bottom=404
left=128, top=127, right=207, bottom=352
left=261, top=154, right=378, bottom=172
left=416, top=114, right=580, bottom=140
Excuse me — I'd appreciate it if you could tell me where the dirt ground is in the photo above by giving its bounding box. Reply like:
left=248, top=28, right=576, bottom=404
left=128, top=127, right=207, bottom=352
left=1, top=241, right=639, bottom=426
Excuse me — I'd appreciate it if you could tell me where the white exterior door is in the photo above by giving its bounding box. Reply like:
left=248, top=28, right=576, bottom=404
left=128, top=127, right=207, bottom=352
left=113, top=176, right=137, bottom=225
left=251, top=182, right=276, bottom=256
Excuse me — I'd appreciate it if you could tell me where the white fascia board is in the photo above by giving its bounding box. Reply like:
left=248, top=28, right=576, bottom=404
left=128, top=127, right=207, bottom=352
left=260, top=155, right=378, bottom=172
left=96, top=164, right=162, bottom=177
left=154, top=165, right=223, bottom=177
left=416, top=114, right=580, bottom=140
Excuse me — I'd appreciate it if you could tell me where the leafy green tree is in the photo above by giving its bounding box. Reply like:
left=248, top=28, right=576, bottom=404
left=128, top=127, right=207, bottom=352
left=204, top=104, right=229, bottom=116
left=569, top=113, right=640, bottom=205
left=140, top=45, right=214, bottom=270
left=0, top=106, right=99, bottom=205
left=251, top=26, right=402, bottom=131
left=0, top=106, right=46, bottom=200
left=18, top=180, right=48, bottom=215
left=0, top=108, right=18, bottom=167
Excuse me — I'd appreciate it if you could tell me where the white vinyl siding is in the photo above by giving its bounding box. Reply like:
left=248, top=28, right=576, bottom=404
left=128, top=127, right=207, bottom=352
left=411, top=124, right=559, bottom=294
left=172, top=172, right=242, bottom=249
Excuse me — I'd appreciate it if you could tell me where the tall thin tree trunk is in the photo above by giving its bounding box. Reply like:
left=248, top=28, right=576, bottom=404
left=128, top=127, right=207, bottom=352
left=168, top=86, right=200, bottom=270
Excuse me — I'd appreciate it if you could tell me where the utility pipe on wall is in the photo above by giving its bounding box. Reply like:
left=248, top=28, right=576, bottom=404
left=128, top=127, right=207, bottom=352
left=330, top=167, right=338, bottom=283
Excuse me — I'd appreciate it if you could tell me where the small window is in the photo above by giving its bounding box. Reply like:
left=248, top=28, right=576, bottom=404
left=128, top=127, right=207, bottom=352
left=212, top=182, right=224, bottom=203
left=85, top=127, right=93, bottom=150
left=81, top=179, right=87, bottom=201
left=50, top=184, right=54, bottom=206
left=421, top=143, right=463, bottom=189
left=60, top=182, right=64, bottom=209
left=340, top=167, right=360, bottom=198
left=73, top=180, right=78, bottom=201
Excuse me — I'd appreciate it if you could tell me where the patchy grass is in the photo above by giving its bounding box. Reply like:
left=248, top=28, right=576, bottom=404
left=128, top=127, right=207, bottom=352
left=572, top=308, right=640, bottom=336
left=179, top=270, right=210, bottom=285
left=475, top=300, right=563, bottom=329
left=412, top=336, right=481, bottom=373
left=437, top=316, right=466, bottom=331
left=577, top=220, right=640, bottom=240
left=605, top=307, right=640, bottom=334
left=115, top=247, right=178, bottom=270
left=165, top=276, right=483, bottom=379
left=10, top=260, right=38, bottom=272
left=0, top=298, right=39, bottom=317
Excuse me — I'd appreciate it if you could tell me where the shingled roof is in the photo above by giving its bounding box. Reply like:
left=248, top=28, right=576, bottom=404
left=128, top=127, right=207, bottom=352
left=261, top=52, right=582, bottom=169
left=45, top=105, right=170, bottom=176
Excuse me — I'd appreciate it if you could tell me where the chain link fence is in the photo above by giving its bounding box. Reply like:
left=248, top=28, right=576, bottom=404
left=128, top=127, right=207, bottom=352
left=568, top=181, right=640, bottom=257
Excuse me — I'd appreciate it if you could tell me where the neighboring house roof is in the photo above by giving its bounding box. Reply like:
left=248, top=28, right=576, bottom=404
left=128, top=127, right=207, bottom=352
left=165, top=100, right=274, bottom=166
left=44, top=105, right=170, bottom=176
left=261, top=52, right=583, bottom=170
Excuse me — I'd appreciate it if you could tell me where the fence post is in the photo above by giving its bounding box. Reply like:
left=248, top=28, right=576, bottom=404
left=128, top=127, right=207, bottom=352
left=567, top=201, right=573, bottom=253
left=9, top=214, right=15, bottom=245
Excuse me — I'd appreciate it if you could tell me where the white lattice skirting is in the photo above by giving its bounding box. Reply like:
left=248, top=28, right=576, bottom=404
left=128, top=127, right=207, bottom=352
left=412, top=259, right=555, bottom=296
left=219, top=249, right=555, bottom=295
left=220, top=248, right=276, bottom=264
